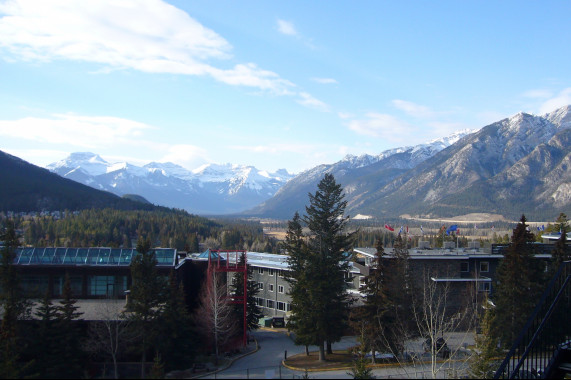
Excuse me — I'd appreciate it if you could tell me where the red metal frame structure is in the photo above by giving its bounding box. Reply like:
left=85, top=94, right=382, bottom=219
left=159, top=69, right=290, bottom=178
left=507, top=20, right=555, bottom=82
left=207, top=249, right=248, bottom=347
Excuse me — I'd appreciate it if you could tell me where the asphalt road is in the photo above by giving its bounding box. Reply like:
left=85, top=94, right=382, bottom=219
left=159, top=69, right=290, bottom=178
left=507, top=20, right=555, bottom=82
left=199, top=330, right=472, bottom=379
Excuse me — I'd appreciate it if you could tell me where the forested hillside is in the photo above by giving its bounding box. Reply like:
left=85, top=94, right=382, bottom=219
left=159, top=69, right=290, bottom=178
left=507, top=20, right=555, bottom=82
left=0, top=150, right=156, bottom=212
left=2, top=208, right=280, bottom=253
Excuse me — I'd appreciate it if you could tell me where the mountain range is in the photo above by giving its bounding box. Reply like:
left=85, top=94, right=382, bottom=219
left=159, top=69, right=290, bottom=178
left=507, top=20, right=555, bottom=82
left=47, top=154, right=294, bottom=215
left=0, top=150, right=157, bottom=213
left=7, top=105, right=569, bottom=221
left=246, top=105, right=571, bottom=221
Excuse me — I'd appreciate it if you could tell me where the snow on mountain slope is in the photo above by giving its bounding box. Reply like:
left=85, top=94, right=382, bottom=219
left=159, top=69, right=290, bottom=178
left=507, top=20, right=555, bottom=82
left=47, top=154, right=294, bottom=214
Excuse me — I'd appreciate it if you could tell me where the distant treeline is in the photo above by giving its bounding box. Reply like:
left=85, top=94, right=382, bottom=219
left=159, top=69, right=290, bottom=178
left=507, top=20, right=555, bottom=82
left=1, top=208, right=280, bottom=253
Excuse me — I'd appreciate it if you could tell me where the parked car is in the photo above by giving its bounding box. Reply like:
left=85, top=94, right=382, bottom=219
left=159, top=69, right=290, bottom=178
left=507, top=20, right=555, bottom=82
left=271, top=317, right=285, bottom=328
left=423, top=337, right=451, bottom=358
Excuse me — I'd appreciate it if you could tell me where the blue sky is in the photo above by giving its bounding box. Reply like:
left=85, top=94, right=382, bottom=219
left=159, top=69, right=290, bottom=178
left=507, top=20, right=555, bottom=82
left=1, top=0, right=570, bottom=174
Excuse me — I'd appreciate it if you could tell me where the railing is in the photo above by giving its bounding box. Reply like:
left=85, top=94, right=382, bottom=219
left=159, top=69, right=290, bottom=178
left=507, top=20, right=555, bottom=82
left=494, top=261, right=571, bottom=379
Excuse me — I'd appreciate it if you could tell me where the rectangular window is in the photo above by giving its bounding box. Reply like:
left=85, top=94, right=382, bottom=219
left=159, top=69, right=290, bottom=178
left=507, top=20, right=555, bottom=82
left=268, top=283, right=274, bottom=292
left=278, top=270, right=284, bottom=278
left=53, top=275, right=83, bottom=297
left=256, top=297, right=265, bottom=307
left=286, top=303, right=292, bottom=312
left=88, top=275, right=127, bottom=297
left=277, top=301, right=286, bottom=311
left=21, top=275, right=49, bottom=297
left=278, top=285, right=284, bottom=294
left=480, top=262, right=489, bottom=273
left=460, top=262, right=469, bottom=272
left=268, top=269, right=275, bottom=276
left=258, top=282, right=264, bottom=290
left=266, top=299, right=275, bottom=309
left=258, top=267, right=264, bottom=275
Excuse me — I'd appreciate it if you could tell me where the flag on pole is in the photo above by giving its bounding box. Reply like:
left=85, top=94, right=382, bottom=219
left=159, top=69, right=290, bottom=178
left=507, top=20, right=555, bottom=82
left=384, top=224, right=394, bottom=232
left=420, top=225, right=424, bottom=235
left=446, top=224, right=458, bottom=235
left=398, top=226, right=404, bottom=234
left=406, top=225, right=409, bottom=233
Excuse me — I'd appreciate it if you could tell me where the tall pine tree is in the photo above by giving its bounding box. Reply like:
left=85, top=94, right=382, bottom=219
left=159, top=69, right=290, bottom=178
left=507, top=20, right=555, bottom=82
left=158, top=271, right=196, bottom=372
left=492, top=215, right=544, bottom=347
left=124, top=237, right=167, bottom=379
left=54, top=274, right=85, bottom=378
left=0, top=221, right=31, bottom=378
left=551, top=213, right=569, bottom=273
left=287, top=174, right=355, bottom=361
left=231, top=253, right=263, bottom=336
left=285, top=212, right=317, bottom=355
left=349, top=239, right=390, bottom=362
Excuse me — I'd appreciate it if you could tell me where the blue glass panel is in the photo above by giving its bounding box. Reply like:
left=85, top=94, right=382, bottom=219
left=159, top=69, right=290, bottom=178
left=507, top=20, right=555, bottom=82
left=119, top=249, right=133, bottom=265
left=75, top=248, right=88, bottom=264
left=53, top=248, right=66, bottom=264
left=98, top=248, right=110, bottom=265
left=63, top=248, right=77, bottom=264
left=18, top=247, right=35, bottom=264
left=90, top=248, right=103, bottom=264
left=109, top=249, right=122, bottom=264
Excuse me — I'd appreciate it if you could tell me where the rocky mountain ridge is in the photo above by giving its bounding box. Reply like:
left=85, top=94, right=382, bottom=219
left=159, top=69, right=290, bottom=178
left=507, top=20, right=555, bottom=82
left=246, top=105, right=571, bottom=220
left=47, top=154, right=294, bottom=214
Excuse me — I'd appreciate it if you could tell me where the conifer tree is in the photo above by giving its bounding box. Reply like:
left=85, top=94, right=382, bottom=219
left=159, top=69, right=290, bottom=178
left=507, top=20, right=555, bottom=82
left=125, top=237, right=167, bottom=379
left=158, top=271, right=196, bottom=372
left=33, top=290, right=59, bottom=378
left=551, top=213, right=569, bottom=273
left=0, top=222, right=31, bottom=378
left=383, top=233, right=415, bottom=355
left=468, top=295, right=501, bottom=379
left=492, top=215, right=544, bottom=347
left=54, top=273, right=85, bottom=378
left=285, top=212, right=317, bottom=355
left=287, top=174, right=355, bottom=361
left=350, top=239, right=390, bottom=362
left=231, top=253, right=263, bottom=335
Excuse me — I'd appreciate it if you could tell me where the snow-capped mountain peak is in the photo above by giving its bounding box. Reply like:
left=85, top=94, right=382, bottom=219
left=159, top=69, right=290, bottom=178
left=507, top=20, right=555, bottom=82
left=47, top=154, right=294, bottom=214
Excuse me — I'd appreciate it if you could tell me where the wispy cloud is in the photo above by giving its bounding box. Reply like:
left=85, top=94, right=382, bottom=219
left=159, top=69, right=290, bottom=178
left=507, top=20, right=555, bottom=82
left=0, top=114, right=153, bottom=148
left=0, top=0, right=294, bottom=95
left=296, top=92, right=330, bottom=112
left=522, top=89, right=553, bottom=99
left=311, top=77, right=338, bottom=84
left=346, top=112, right=411, bottom=140
left=277, top=19, right=298, bottom=36
left=391, top=99, right=435, bottom=119
left=160, top=144, right=210, bottom=170
left=539, top=88, right=571, bottom=114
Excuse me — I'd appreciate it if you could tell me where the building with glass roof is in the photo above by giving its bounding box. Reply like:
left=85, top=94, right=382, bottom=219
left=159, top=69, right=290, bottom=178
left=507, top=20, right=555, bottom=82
left=11, top=247, right=177, bottom=299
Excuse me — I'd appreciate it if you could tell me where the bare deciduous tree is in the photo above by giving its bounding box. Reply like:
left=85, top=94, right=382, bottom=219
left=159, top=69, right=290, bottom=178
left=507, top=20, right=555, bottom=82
left=193, top=271, right=238, bottom=364
left=410, top=270, right=477, bottom=379
left=84, top=299, right=133, bottom=379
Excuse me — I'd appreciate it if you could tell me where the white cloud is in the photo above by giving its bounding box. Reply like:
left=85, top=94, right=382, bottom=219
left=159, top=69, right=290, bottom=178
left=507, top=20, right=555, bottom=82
left=539, top=88, right=571, bottom=114
left=296, top=92, right=330, bottom=112
left=337, top=112, right=353, bottom=120
left=346, top=112, right=411, bottom=140
left=522, top=89, right=553, bottom=99
left=277, top=19, right=297, bottom=36
left=0, top=114, right=154, bottom=148
left=391, top=99, right=435, bottom=119
left=311, top=77, right=338, bottom=84
left=0, top=0, right=293, bottom=94
left=160, top=144, right=210, bottom=170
